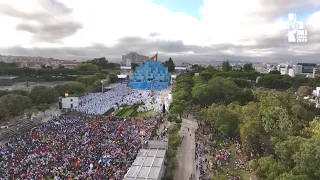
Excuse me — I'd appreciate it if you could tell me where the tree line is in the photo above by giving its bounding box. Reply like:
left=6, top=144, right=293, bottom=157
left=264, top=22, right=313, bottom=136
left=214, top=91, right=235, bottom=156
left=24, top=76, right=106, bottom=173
left=163, top=122, right=181, bottom=180
left=189, top=63, right=320, bottom=90
left=0, top=57, right=120, bottom=82
left=0, top=70, right=118, bottom=122
left=0, top=86, right=59, bottom=121
left=169, top=67, right=320, bottom=179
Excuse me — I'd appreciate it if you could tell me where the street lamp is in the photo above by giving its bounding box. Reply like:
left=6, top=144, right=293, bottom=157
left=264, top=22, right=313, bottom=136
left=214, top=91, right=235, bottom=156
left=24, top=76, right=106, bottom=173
left=101, top=80, right=104, bottom=93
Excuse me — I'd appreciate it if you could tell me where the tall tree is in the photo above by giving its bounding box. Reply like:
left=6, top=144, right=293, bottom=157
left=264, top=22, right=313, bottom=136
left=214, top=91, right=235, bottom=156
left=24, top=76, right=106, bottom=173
left=29, top=86, right=60, bottom=105
left=163, top=57, right=175, bottom=72
left=222, top=61, right=231, bottom=72
left=243, top=63, right=255, bottom=72
left=108, top=73, right=118, bottom=83
left=77, top=63, right=99, bottom=72
left=0, top=94, right=32, bottom=116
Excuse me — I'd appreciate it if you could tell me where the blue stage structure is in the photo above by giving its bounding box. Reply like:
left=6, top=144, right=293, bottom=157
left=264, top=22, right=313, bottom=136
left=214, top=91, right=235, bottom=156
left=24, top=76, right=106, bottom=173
left=130, top=56, right=169, bottom=90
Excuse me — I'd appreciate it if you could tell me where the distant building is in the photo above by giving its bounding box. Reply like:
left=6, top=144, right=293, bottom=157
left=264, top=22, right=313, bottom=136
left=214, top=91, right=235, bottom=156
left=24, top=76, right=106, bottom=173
left=122, top=52, right=149, bottom=65
left=61, top=61, right=80, bottom=69
left=313, top=67, right=320, bottom=78
left=297, top=63, right=317, bottom=74
left=277, top=63, right=316, bottom=77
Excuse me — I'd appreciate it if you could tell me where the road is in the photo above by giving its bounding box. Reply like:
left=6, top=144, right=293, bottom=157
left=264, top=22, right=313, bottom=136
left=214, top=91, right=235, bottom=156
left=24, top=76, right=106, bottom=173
left=174, top=117, right=198, bottom=180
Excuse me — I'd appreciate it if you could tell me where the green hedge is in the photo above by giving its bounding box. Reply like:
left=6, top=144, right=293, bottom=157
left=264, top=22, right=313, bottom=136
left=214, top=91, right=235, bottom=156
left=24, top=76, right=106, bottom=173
left=129, top=104, right=140, bottom=117
left=116, top=108, right=127, bottom=116
left=163, top=122, right=182, bottom=180
left=104, top=108, right=114, bottom=115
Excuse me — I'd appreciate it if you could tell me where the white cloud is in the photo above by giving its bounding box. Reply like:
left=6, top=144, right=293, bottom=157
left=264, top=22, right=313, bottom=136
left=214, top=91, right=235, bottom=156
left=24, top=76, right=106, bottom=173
left=307, top=11, right=320, bottom=30
left=0, top=0, right=319, bottom=61
left=0, top=0, right=288, bottom=47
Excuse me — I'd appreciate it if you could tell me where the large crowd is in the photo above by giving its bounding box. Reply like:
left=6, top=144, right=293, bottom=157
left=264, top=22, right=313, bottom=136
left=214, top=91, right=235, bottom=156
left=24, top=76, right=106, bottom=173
left=0, top=114, right=159, bottom=179
left=75, top=84, right=171, bottom=115
left=194, top=119, right=253, bottom=180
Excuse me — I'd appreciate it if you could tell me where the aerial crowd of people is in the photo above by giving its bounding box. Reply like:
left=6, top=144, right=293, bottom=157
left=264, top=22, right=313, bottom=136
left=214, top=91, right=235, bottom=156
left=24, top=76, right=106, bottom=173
left=194, top=119, right=253, bottom=180
left=75, top=84, right=170, bottom=115
left=0, top=113, right=159, bottom=179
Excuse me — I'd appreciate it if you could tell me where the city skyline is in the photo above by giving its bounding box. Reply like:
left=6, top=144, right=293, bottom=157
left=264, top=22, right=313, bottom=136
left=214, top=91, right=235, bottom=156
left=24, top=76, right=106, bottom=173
left=0, top=0, right=319, bottom=62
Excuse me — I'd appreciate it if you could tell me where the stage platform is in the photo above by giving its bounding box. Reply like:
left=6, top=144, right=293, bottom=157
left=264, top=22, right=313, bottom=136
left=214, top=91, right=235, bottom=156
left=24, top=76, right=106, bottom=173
left=130, top=56, right=169, bottom=90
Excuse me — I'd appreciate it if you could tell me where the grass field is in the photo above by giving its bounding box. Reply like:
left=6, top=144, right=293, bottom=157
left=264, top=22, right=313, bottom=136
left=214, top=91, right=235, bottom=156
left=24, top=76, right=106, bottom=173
left=134, top=110, right=155, bottom=117
left=110, top=104, right=156, bottom=117
left=121, top=108, right=135, bottom=117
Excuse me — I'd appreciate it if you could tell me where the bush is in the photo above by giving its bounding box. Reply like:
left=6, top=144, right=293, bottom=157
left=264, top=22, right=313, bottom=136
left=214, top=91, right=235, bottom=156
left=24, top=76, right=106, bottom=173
left=175, top=118, right=182, bottom=123
left=163, top=122, right=181, bottom=179
left=168, top=114, right=178, bottom=122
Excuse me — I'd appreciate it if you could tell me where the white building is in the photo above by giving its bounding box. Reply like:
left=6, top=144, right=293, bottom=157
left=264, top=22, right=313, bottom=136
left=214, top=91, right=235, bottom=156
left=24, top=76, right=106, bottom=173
left=277, top=64, right=303, bottom=77
left=61, top=97, right=79, bottom=109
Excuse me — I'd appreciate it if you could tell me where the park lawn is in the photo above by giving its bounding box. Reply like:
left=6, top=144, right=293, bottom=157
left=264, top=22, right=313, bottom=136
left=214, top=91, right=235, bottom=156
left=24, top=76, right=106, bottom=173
left=114, top=106, right=130, bottom=116
left=213, top=145, right=255, bottom=179
left=113, top=108, right=122, bottom=115
left=134, top=110, right=155, bottom=117
left=120, top=108, right=135, bottom=117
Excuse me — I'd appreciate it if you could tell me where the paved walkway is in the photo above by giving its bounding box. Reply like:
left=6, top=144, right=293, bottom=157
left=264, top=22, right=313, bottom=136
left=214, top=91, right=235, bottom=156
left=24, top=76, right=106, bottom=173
left=174, top=117, right=198, bottom=180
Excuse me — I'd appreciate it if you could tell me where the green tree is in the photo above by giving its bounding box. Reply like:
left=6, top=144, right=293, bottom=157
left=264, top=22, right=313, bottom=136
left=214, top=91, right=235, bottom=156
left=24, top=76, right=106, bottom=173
left=29, top=86, right=60, bottom=105
left=76, top=75, right=99, bottom=87
left=222, top=61, right=231, bottom=72
left=77, top=63, right=99, bottom=72
left=192, top=83, right=211, bottom=107
left=176, top=73, right=193, bottom=86
left=243, top=63, right=255, bottom=72
left=207, top=104, right=238, bottom=136
left=292, top=134, right=320, bottom=179
left=229, top=78, right=251, bottom=88
left=190, top=64, right=205, bottom=73
left=163, top=57, right=175, bottom=72
left=54, top=82, right=87, bottom=96
left=192, top=75, right=206, bottom=84
left=94, top=73, right=107, bottom=80
left=36, top=104, right=51, bottom=115
left=169, top=100, right=185, bottom=118
left=87, top=57, right=109, bottom=69
left=297, top=86, right=312, bottom=97
left=269, top=70, right=281, bottom=74
left=173, top=82, right=191, bottom=93
left=257, top=74, right=292, bottom=90
left=173, top=90, right=191, bottom=102
left=168, top=133, right=181, bottom=149
left=90, top=80, right=103, bottom=90
left=108, top=73, right=118, bottom=83
left=253, top=155, right=287, bottom=180
left=0, top=94, right=32, bottom=116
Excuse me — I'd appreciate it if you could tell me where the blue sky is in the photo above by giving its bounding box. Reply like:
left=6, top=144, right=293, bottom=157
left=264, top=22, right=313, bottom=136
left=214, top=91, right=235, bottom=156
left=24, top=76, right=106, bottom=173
left=153, top=0, right=318, bottom=23
left=152, top=0, right=203, bottom=19
left=281, top=11, right=317, bottom=22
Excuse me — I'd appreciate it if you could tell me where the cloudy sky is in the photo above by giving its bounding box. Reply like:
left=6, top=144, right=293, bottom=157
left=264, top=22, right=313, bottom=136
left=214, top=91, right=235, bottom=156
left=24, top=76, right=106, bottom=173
left=0, top=0, right=319, bottom=63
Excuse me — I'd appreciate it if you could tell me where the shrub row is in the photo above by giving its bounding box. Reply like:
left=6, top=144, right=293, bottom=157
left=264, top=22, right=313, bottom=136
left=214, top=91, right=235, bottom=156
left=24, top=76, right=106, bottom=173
left=163, top=121, right=182, bottom=180
left=104, top=108, right=114, bottom=116
left=129, top=104, right=140, bottom=117
left=116, top=107, right=128, bottom=116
